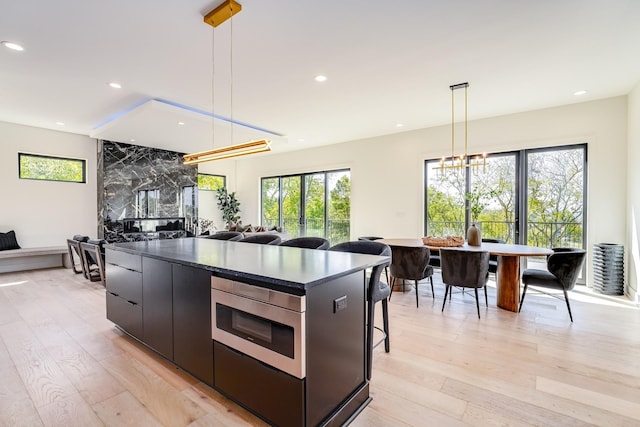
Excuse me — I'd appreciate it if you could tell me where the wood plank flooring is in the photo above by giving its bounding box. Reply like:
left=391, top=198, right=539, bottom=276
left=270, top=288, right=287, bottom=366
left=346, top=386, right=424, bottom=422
left=0, top=268, right=638, bottom=426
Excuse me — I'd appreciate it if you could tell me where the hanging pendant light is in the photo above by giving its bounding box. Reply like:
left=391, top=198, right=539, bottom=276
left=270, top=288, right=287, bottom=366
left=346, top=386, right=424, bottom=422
left=435, top=82, right=486, bottom=172
left=183, top=0, right=271, bottom=165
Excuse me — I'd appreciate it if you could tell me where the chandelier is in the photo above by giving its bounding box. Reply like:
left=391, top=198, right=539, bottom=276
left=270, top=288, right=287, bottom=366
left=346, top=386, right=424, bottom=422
left=435, top=82, right=486, bottom=172
left=183, top=0, right=271, bottom=165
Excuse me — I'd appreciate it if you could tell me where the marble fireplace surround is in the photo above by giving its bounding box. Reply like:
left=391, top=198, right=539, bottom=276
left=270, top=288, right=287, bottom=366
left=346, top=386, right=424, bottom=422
left=98, top=140, right=197, bottom=242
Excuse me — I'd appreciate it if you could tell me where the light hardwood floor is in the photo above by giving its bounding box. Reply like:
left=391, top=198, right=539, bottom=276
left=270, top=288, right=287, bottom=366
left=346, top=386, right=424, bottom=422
left=0, top=268, right=638, bottom=426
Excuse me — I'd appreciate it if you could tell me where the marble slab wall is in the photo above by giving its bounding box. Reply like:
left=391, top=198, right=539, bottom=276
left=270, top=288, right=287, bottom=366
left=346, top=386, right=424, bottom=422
left=98, top=140, right=197, bottom=241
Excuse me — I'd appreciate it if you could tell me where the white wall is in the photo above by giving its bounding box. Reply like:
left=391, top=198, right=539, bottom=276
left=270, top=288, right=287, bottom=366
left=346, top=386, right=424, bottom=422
left=197, top=161, right=236, bottom=230
left=0, top=121, right=97, bottom=247
left=627, top=84, right=640, bottom=302
left=233, top=97, right=628, bottom=288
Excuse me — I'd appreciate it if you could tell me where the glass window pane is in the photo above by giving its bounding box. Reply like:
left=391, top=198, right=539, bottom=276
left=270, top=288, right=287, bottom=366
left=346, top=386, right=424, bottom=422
left=261, top=178, right=280, bottom=229
left=282, top=176, right=302, bottom=238
left=198, top=174, right=225, bottom=191
left=468, top=154, right=517, bottom=243
left=304, top=174, right=325, bottom=238
left=526, top=148, right=584, bottom=249
left=425, top=161, right=466, bottom=237
left=327, top=171, right=350, bottom=244
left=18, top=153, right=86, bottom=183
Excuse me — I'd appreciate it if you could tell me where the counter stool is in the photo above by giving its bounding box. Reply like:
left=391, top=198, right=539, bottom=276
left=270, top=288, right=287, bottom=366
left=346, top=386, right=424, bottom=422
left=329, top=240, right=391, bottom=380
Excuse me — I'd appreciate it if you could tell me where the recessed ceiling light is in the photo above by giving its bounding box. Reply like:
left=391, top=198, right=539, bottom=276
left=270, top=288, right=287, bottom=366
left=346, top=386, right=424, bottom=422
left=297, top=138, right=305, bottom=142
left=177, top=121, right=185, bottom=125
left=109, top=82, right=122, bottom=89
left=1, top=41, right=24, bottom=51
left=55, top=122, right=65, bottom=126
left=573, top=90, right=587, bottom=96
left=130, top=138, right=136, bottom=142
left=314, top=75, right=327, bottom=82
left=396, top=123, right=404, bottom=128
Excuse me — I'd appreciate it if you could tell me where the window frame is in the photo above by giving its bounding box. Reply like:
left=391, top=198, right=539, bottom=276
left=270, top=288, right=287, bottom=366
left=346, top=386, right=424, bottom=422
left=260, top=168, right=351, bottom=244
left=18, top=152, right=87, bottom=183
left=197, top=173, right=226, bottom=191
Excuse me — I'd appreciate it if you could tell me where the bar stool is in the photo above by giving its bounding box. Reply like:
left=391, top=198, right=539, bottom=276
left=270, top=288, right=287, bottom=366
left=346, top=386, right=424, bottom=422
left=329, top=240, right=391, bottom=380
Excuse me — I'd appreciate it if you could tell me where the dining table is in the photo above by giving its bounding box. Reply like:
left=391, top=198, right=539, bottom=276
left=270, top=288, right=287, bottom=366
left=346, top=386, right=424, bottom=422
left=377, top=238, right=553, bottom=312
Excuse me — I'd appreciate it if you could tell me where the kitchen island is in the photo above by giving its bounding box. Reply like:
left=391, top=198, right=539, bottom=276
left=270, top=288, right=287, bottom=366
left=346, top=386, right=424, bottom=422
left=105, top=238, right=389, bottom=427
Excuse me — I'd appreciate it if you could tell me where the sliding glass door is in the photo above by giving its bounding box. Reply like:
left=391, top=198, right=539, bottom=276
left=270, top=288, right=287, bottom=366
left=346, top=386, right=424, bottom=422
left=261, top=169, right=350, bottom=244
left=525, top=146, right=585, bottom=249
left=425, top=144, right=586, bottom=257
left=425, top=153, right=517, bottom=242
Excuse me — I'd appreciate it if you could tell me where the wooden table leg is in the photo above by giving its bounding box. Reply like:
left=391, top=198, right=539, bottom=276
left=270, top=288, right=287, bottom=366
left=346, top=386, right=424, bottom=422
left=496, top=255, right=520, bottom=312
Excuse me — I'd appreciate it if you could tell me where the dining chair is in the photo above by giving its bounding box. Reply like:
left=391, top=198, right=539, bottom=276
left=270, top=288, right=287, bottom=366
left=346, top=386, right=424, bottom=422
left=440, top=248, right=490, bottom=318
left=358, top=236, right=390, bottom=285
left=238, top=234, right=282, bottom=245
left=428, top=248, right=441, bottom=268
left=329, top=240, right=391, bottom=380
left=279, top=236, right=330, bottom=250
left=79, top=239, right=107, bottom=284
left=66, top=234, right=89, bottom=275
left=482, top=238, right=505, bottom=276
left=519, top=247, right=586, bottom=322
left=205, top=231, right=243, bottom=241
left=387, top=245, right=434, bottom=308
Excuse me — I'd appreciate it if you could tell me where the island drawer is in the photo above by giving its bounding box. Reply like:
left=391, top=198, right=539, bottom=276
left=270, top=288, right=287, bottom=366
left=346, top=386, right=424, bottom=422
left=214, top=341, right=304, bottom=427
left=106, top=292, right=142, bottom=339
left=105, top=248, right=142, bottom=272
left=106, top=263, right=142, bottom=304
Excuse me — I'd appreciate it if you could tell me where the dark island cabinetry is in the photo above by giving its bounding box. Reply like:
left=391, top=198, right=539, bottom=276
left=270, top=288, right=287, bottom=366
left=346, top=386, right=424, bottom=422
left=105, top=249, right=214, bottom=386
left=142, top=257, right=173, bottom=359
left=105, top=239, right=389, bottom=426
left=172, top=263, right=213, bottom=385
left=105, top=249, right=143, bottom=339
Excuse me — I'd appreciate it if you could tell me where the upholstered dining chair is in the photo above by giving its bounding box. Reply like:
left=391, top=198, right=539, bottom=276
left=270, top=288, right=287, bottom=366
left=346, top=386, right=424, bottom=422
left=358, top=236, right=390, bottom=285
left=440, top=248, right=490, bottom=318
left=387, top=245, right=434, bottom=308
left=279, top=236, right=330, bottom=250
left=206, top=231, right=243, bottom=241
left=428, top=248, right=441, bottom=269
left=481, top=238, right=505, bottom=276
left=238, top=234, right=282, bottom=245
left=519, top=247, right=586, bottom=322
left=329, top=240, right=391, bottom=380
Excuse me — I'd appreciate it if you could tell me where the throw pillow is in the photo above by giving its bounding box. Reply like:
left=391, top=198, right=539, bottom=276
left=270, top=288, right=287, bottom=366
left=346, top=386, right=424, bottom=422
left=255, top=225, right=266, bottom=232
left=239, top=223, right=253, bottom=233
left=0, top=230, right=21, bottom=251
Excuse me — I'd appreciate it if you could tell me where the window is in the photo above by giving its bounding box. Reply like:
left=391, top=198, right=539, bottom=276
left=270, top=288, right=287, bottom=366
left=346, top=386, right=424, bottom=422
left=198, top=174, right=225, bottom=191
left=261, top=169, right=351, bottom=244
left=18, top=152, right=86, bottom=183
left=136, top=189, right=160, bottom=218
left=425, top=144, right=586, bottom=253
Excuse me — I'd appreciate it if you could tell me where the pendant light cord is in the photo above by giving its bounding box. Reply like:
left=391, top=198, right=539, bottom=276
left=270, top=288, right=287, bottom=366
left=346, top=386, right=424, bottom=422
left=229, top=1, right=234, bottom=147
left=211, top=28, right=215, bottom=149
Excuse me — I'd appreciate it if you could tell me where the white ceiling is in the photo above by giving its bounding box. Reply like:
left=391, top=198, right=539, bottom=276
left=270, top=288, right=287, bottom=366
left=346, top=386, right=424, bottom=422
left=1, top=0, right=640, bottom=155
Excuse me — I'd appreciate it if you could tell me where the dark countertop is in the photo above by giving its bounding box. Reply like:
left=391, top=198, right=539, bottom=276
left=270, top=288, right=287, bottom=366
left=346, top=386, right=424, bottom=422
left=107, top=238, right=389, bottom=293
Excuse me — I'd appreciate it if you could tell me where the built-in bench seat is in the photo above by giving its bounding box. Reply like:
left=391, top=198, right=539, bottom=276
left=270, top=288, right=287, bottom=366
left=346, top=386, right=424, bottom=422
left=0, top=246, right=71, bottom=273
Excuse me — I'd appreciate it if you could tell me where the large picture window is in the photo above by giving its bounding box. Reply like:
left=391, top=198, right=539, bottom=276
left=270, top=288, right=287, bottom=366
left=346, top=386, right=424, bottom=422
left=425, top=144, right=586, bottom=273
left=261, top=169, right=350, bottom=244
left=18, top=153, right=86, bottom=183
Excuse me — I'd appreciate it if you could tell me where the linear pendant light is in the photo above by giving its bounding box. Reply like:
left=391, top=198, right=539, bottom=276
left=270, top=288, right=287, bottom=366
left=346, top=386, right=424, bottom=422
left=184, top=0, right=271, bottom=165
left=183, top=139, right=271, bottom=165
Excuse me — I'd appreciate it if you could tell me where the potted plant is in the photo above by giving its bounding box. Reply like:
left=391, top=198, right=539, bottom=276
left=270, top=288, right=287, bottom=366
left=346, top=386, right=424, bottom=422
left=215, top=187, right=241, bottom=229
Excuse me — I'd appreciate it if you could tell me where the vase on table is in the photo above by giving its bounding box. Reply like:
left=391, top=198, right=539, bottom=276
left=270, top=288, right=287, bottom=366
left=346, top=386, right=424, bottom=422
left=467, top=223, right=481, bottom=246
